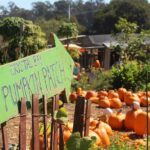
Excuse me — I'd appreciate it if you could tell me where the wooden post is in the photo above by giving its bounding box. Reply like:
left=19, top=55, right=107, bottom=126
left=50, top=95, right=59, bottom=150
left=73, top=96, right=86, bottom=137
left=60, top=90, right=67, bottom=103
left=84, top=100, right=91, bottom=136
left=43, top=95, right=48, bottom=150
left=19, top=98, right=27, bottom=150
left=59, top=124, right=64, bottom=150
left=73, top=96, right=91, bottom=137
left=32, top=94, right=40, bottom=150
left=1, top=122, right=8, bottom=150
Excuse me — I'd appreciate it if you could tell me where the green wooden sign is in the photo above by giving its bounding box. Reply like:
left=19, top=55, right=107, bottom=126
left=0, top=34, right=74, bottom=124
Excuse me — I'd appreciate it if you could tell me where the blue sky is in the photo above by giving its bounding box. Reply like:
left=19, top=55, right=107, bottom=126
left=0, top=0, right=111, bottom=10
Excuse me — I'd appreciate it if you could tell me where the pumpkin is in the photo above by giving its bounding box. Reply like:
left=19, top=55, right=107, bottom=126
left=108, top=111, right=125, bottom=130
left=92, top=60, right=101, bottom=68
left=89, top=118, right=99, bottom=130
left=140, top=96, right=150, bottom=107
left=118, top=88, right=127, bottom=101
left=94, top=127, right=110, bottom=148
left=81, top=90, right=87, bottom=97
left=137, top=91, right=145, bottom=98
left=69, top=92, right=77, bottom=102
left=89, top=96, right=99, bottom=104
left=124, top=93, right=140, bottom=105
left=89, top=130, right=101, bottom=146
left=99, top=98, right=110, bottom=108
left=85, top=91, right=97, bottom=99
left=76, top=87, right=82, bottom=96
left=108, top=90, right=119, bottom=99
left=125, top=108, right=142, bottom=131
left=39, top=135, right=50, bottom=150
left=63, top=127, right=72, bottom=143
left=134, top=111, right=150, bottom=135
left=109, top=98, right=122, bottom=108
left=66, top=122, right=73, bottom=132
left=97, top=121, right=113, bottom=136
left=98, top=90, right=108, bottom=98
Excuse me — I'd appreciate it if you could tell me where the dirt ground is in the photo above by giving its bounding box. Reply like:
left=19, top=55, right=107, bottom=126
left=0, top=103, right=148, bottom=149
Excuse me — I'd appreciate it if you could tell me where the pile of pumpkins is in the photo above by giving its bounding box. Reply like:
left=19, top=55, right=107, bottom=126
left=69, top=87, right=150, bottom=108
left=108, top=106, right=150, bottom=136
left=38, top=118, right=113, bottom=149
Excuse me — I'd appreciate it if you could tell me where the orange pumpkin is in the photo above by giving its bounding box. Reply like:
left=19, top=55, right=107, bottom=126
left=94, top=127, right=110, bottom=148
left=108, top=111, right=125, bottom=130
left=39, top=135, right=50, bottom=150
left=124, top=93, right=140, bottom=105
left=85, top=91, right=97, bottom=99
left=89, top=118, right=99, bottom=130
left=97, top=121, right=113, bottom=136
left=76, top=87, right=82, bottom=96
left=63, top=127, right=72, bottom=143
left=98, top=90, right=108, bottom=98
left=92, top=60, right=101, bottom=68
left=99, top=98, right=110, bottom=108
left=125, top=108, right=142, bottom=131
left=89, top=130, right=101, bottom=146
left=81, top=90, right=87, bottom=97
left=108, top=90, right=119, bottom=99
left=89, top=96, right=99, bottom=104
left=134, top=111, right=150, bottom=135
left=109, top=98, right=122, bottom=108
left=140, top=96, right=150, bottom=107
left=117, top=88, right=127, bottom=101
left=66, top=122, right=73, bottom=132
left=69, top=92, right=77, bottom=102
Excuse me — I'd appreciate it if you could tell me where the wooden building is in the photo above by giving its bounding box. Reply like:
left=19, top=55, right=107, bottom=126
left=61, top=34, right=119, bottom=70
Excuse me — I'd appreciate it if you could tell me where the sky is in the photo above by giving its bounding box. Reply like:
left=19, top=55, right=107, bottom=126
left=0, top=0, right=111, bottom=10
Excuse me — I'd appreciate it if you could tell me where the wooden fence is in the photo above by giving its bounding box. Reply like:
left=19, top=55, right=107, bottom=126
left=0, top=92, right=91, bottom=150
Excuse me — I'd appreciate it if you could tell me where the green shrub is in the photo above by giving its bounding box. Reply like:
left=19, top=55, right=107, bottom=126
left=111, top=61, right=150, bottom=91
left=71, top=68, right=112, bottom=91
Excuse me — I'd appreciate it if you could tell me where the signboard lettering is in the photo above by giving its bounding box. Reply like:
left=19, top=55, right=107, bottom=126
left=0, top=34, right=74, bottom=123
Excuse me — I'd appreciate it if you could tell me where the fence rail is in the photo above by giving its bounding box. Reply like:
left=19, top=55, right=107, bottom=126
left=0, top=91, right=91, bottom=150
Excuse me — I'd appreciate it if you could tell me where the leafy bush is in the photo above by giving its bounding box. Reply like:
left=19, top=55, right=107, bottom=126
left=111, top=61, right=150, bottom=91
left=65, top=132, right=100, bottom=150
left=71, top=68, right=112, bottom=91
left=0, top=17, right=47, bottom=63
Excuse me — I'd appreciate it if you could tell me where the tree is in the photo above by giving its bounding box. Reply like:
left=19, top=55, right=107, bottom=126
left=57, top=22, right=78, bottom=39
left=57, top=22, right=79, bottom=59
left=93, top=0, right=150, bottom=34
left=0, top=17, right=47, bottom=63
left=35, top=18, right=63, bottom=39
left=114, top=18, right=150, bottom=63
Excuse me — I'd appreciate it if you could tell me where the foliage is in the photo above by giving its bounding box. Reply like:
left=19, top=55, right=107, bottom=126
left=67, top=49, right=81, bottom=59
left=109, top=134, right=145, bottom=150
left=93, top=0, right=150, bottom=34
left=65, top=132, right=100, bottom=150
left=39, top=122, right=51, bottom=136
left=1, top=0, right=150, bottom=34
left=0, top=17, right=47, bottom=63
left=111, top=61, right=150, bottom=92
left=114, top=18, right=150, bottom=63
left=57, top=22, right=78, bottom=39
left=35, top=18, right=63, bottom=39
left=54, top=107, right=68, bottom=124
left=71, top=68, right=112, bottom=91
